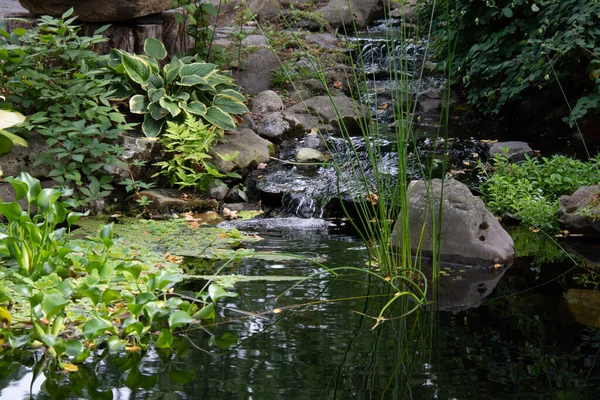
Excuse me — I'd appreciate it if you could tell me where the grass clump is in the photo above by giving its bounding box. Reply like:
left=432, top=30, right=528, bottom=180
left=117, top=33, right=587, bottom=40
left=480, top=153, right=600, bottom=230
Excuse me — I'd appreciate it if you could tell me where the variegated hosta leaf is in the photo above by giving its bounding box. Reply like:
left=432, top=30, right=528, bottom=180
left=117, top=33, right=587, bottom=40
left=159, top=98, right=181, bottom=118
left=0, top=109, right=26, bottom=130
left=163, top=64, right=181, bottom=85
left=144, top=37, right=167, bottom=61
left=218, top=89, right=246, bottom=102
left=120, top=53, right=151, bottom=85
left=148, top=102, right=169, bottom=120
left=177, top=75, right=211, bottom=87
left=148, top=73, right=165, bottom=90
left=148, top=88, right=166, bottom=103
left=204, top=106, right=236, bottom=131
left=179, top=63, right=217, bottom=79
left=142, top=114, right=165, bottom=138
left=180, top=101, right=207, bottom=116
left=212, top=94, right=248, bottom=114
left=129, top=94, right=149, bottom=114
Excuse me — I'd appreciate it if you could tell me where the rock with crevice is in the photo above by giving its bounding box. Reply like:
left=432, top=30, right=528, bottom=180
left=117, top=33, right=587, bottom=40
left=315, top=0, right=382, bottom=30
left=251, top=90, right=285, bottom=114
left=489, top=141, right=534, bottom=162
left=235, top=48, right=280, bottom=95
left=391, top=179, right=515, bottom=266
left=0, top=132, right=50, bottom=179
left=296, top=148, right=325, bottom=163
left=256, top=112, right=303, bottom=142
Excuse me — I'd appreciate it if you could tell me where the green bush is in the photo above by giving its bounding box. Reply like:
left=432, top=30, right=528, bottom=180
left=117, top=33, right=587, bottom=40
left=480, top=153, right=600, bottom=229
left=424, top=0, right=600, bottom=125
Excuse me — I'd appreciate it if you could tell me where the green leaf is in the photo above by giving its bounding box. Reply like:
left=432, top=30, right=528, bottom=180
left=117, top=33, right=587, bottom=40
left=82, top=318, right=112, bottom=341
left=163, top=64, right=181, bottom=85
left=204, top=106, right=237, bottom=130
left=107, top=335, right=125, bottom=354
left=102, top=289, right=121, bottom=303
left=36, top=188, right=63, bottom=211
left=148, top=73, right=165, bottom=90
left=0, top=135, right=13, bottom=155
left=148, top=102, right=169, bottom=120
left=122, top=318, right=143, bottom=336
left=100, top=223, right=114, bottom=247
left=211, top=332, right=237, bottom=349
left=0, top=202, right=23, bottom=221
left=177, top=75, right=211, bottom=87
left=208, top=284, right=238, bottom=301
left=179, top=63, right=217, bottom=78
left=168, top=366, right=196, bottom=384
left=148, top=88, right=166, bottom=103
left=169, top=311, right=194, bottom=329
left=67, top=210, right=89, bottom=228
left=65, top=340, right=84, bottom=357
left=531, top=4, right=539, bottom=12
left=129, top=94, right=149, bottom=114
left=181, top=101, right=207, bottom=116
left=8, top=334, right=31, bottom=349
left=41, top=294, right=69, bottom=320
left=219, top=89, right=246, bottom=102
left=159, top=98, right=181, bottom=118
left=120, top=53, right=151, bottom=85
left=0, top=109, right=26, bottom=130
left=155, top=329, right=173, bottom=348
left=144, top=37, right=167, bottom=60
left=502, top=7, right=513, bottom=18
left=213, top=95, right=249, bottom=114
left=191, top=303, right=215, bottom=320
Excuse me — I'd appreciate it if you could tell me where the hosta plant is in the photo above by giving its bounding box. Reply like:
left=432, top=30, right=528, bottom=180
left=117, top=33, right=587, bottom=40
left=108, top=37, right=248, bottom=137
left=0, top=96, right=27, bottom=156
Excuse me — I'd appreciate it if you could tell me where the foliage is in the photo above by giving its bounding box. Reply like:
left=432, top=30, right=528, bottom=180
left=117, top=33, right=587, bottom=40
left=172, top=0, right=224, bottom=63
left=424, top=0, right=600, bottom=125
left=0, top=96, right=27, bottom=156
left=107, top=37, right=248, bottom=137
left=480, top=153, right=600, bottom=229
left=154, top=116, right=242, bottom=190
left=0, top=175, right=254, bottom=366
left=0, top=9, right=134, bottom=200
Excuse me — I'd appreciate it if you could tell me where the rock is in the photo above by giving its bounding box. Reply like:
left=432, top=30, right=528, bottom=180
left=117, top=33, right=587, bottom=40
left=558, top=185, right=600, bottom=235
left=556, top=289, right=600, bottom=328
left=224, top=184, right=248, bottom=203
left=296, top=148, right=325, bottom=163
left=391, top=179, right=515, bottom=265
left=208, top=180, right=228, bottom=200
left=316, top=0, right=382, bottom=30
left=0, top=179, right=57, bottom=212
left=289, top=89, right=311, bottom=103
left=389, top=0, right=418, bottom=23
left=417, top=86, right=443, bottom=113
left=304, top=33, right=341, bottom=51
left=236, top=48, right=280, bottom=94
left=256, top=112, right=302, bottom=142
left=103, top=133, right=162, bottom=181
left=242, top=34, right=268, bottom=47
left=208, top=129, right=273, bottom=173
left=302, top=79, right=327, bottom=95
left=218, top=217, right=331, bottom=231
left=251, top=90, right=285, bottom=114
left=0, top=132, right=51, bottom=179
left=283, top=95, right=370, bottom=135
left=136, top=189, right=218, bottom=214
left=489, top=141, right=534, bottom=162
left=17, top=0, right=174, bottom=22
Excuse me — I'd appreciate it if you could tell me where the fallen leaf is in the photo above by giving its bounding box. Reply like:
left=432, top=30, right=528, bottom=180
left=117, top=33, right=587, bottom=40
left=272, top=308, right=282, bottom=314
left=62, top=364, right=79, bottom=373
left=472, top=153, right=479, bottom=157
left=493, top=263, right=502, bottom=269
left=333, top=80, right=343, bottom=89
left=126, top=346, right=141, bottom=352
left=39, top=317, right=49, bottom=325
left=257, top=163, right=267, bottom=170
left=378, top=103, right=389, bottom=110
left=223, top=208, right=238, bottom=220
left=164, top=253, right=183, bottom=264
left=187, top=220, right=200, bottom=229
left=463, top=161, right=470, bottom=166
left=309, top=127, right=318, bottom=135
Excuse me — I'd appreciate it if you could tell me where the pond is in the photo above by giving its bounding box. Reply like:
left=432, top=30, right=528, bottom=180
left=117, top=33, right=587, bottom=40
left=1, top=222, right=598, bottom=399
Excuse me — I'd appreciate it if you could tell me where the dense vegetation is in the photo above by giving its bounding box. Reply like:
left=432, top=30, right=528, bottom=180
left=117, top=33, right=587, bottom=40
left=426, top=0, right=600, bottom=127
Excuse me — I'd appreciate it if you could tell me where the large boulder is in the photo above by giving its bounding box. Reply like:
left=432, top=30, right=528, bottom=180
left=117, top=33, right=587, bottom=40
left=256, top=112, right=302, bottom=142
left=0, top=132, right=51, bottom=179
left=235, top=48, right=280, bottom=95
left=316, top=0, right=382, bottom=30
left=283, top=95, right=370, bottom=135
left=489, top=141, right=533, bottom=162
left=558, top=185, right=600, bottom=235
left=251, top=90, right=285, bottom=114
left=392, top=179, right=514, bottom=265
left=17, top=0, right=174, bottom=22
left=208, top=129, right=273, bottom=174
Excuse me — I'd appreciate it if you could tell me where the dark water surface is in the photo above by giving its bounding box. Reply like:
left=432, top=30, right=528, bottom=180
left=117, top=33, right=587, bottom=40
left=1, top=226, right=598, bottom=399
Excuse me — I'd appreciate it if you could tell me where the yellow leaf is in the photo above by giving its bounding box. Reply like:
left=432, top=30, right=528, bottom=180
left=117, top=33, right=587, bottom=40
left=272, top=308, right=282, bottom=314
left=0, top=307, right=11, bottom=328
left=62, top=363, right=79, bottom=372
left=126, top=346, right=141, bottom=352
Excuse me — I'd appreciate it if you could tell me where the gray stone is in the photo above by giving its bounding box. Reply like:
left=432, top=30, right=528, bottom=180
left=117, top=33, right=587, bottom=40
left=208, top=180, right=228, bottom=201
left=251, top=90, right=285, bottom=114
left=103, top=133, right=162, bottom=181
left=0, top=179, right=59, bottom=214
left=17, top=0, right=174, bottom=22
left=136, top=188, right=218, bottom=214
left=303, top=79, right=327, bottom=94
left=391, top=179, right=515, bottom=265
left=304, top=33, right=341, bottom=51
left=208, top=129, right=273, bottom=173
left=224, top=184, right=248, bottom=203
left=0, top=132, right=51, bottom=179
left=256, top=112, right=302, bottom=142
left=289, top=90, right=311, bottom=103
left=316, top=0, right=382, bottom=29
left=296, top=148, right=325, bottom=163
left=558, top=185, right=600, bottom=235
left=489, top=141, right=534, bottom=162
left=283, top=95, right=370, bottom=135
left=417, top=86, right=443, bottom=113
left=236, top=48, right=280, bottom=95
left=242, top=34, right=268, bottom=47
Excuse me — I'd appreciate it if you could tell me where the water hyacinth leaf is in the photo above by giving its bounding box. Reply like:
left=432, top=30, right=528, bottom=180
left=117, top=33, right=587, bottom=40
left=0, top=202, right=23, bottom=221
left=166, top=297, right=183, bottom=308
left=135, top=292, right=156, bottom=305
left=168, top=311, right=194, bottom=329
left=116, top=262, right=142, bottom=281
left=41, top=334, right=57, bottom=348
left=77, top=287, right=102, bottom=305
left=192, top=303, right=215, bottom=320
left=204, top=106, right=236, bottom=131
left=8, top=334, right=30, bottom=349
left=120, top=53, right=151, bottom=85
left=179, top=63, right=216, bottom=78
left=155, top=270, right=182, bottom=291
left=142, top=113, right=165, bottom=137
left=212, top=95, right=248, bottom=114
left=107, top=335, right=125, bottom=355
left=169, top=366, right=196, bottom=384
left=65, top=339, right=84, bottom=357
left=37, top=188, right=63, bottom=211
left=4, top=175, right=28, bottom=201
left=155, top=329, right=173, bottom=349
left=159, top=97, right=181, bottom=118
left=208, top=283, right=238, bottom=301
left=41, top=294, right=69, bottom=320
left=82, top=318, right=112, bottom=341
left=67, top=210, right=90, bottom=228
left=122, top=317, right=143, bottom=337
left=144, top=302, right=167, bottom=322
left=144, top=37, right=167, bottom=61
left=18, top=172, right=41, bottom=203
left=211, top=332, right=237, bottom=349
left=129, top=94, right=148, bottom=114
left=102, top=289, right=121, bottom=303
left=180, top=101, right=207, bottom=116
left=100, top=223, right=114, bottom=247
